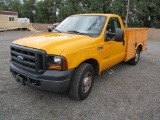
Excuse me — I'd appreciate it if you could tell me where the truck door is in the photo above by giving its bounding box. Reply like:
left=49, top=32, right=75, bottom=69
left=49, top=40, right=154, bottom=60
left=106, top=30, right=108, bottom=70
left=102, top=17, right=125, bottom=71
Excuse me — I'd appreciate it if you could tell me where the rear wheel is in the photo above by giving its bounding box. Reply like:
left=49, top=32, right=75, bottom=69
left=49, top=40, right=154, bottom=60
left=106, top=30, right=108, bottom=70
left=127, top=47, right=140, bottom=65
left=69, top=63, right=94, bottom=100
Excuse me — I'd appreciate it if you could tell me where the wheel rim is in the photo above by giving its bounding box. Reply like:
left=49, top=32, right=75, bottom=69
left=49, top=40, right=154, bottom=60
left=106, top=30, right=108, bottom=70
left=82, top=71, right=92, bottom=93
left=135, top=50, right=139, bottom=62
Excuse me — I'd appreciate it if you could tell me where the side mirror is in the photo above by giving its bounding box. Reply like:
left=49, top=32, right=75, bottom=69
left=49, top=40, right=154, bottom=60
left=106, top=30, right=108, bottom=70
left=115, top=28, right=124, bottom=42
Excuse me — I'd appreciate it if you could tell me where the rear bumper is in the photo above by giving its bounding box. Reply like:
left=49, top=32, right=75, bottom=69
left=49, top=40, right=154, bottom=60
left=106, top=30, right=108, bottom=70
left=10, top=61, right=74, bottom=93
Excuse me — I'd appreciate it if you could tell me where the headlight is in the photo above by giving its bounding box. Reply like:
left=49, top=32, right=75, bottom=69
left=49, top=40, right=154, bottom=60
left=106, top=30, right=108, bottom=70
left=47, top=55, right=68, bottom=70
left=54, top=56, right=61, bottom=64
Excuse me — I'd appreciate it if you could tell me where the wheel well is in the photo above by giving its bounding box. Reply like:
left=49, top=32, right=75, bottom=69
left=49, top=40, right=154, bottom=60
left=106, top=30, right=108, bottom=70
left=138, top=45, right=142, bottom=52
left=83, top=59, right=99, bottom=76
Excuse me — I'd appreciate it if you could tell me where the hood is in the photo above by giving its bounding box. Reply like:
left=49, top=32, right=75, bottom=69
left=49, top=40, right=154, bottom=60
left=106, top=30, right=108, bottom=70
left=12, top=32, right=91, bottom=55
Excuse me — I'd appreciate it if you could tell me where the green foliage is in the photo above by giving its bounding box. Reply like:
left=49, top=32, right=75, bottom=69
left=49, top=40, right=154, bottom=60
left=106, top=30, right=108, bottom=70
left=20, top=0, right=36, bottom=22
left=8, top=0, right=22, bottom=16
left=0, top=0, right=8, bottom=10
left=1, top=0, right=160, bottom=28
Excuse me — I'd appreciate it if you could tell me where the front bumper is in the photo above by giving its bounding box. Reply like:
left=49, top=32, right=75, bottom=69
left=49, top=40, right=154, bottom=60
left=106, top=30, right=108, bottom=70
left=10, top=61, right=74, bottom=93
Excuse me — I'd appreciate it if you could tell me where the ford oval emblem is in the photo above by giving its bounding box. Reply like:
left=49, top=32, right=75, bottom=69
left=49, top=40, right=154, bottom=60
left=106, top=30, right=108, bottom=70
left=17, top=55, right=23, bottom=61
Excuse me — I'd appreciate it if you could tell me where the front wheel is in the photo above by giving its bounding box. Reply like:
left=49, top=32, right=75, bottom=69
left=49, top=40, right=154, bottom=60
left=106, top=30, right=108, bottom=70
left=127, top=47, right=141, bottom=65
left=69, top=63, right=94, bottom=100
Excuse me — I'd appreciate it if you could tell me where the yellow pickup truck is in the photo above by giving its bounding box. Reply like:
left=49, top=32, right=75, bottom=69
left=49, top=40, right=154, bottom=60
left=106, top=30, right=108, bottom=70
left=10, top=14, right=148, bottom=100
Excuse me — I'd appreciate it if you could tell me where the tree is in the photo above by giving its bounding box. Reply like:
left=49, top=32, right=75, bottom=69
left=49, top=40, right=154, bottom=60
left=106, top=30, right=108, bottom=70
left=127, top=0, right=160, bottom=28
left=0, top=0, right=8, bottom=10
left=0, top=0, right=159, bottom=28
left=8, top=0, right=22, bottom=17
left=111, top=0, right=128, bottom=21
left=21, top=0, right=36, bottom=22
left=35, top=0, right=62, bottom=23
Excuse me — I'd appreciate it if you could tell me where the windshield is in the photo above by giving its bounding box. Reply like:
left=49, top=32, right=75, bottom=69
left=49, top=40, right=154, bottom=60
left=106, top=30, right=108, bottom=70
left=54, top=15, right=107, bottom=37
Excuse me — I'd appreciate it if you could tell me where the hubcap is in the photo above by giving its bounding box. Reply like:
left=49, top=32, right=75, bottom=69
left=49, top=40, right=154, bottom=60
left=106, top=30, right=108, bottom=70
left=82, top=71, right=92, bottom=93
left=135, top=51, right=139, bottom=62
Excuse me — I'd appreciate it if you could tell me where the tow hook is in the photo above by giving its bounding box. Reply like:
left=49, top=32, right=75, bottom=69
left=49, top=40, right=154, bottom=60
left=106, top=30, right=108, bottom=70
left=15, top=74, right=26, bottom=86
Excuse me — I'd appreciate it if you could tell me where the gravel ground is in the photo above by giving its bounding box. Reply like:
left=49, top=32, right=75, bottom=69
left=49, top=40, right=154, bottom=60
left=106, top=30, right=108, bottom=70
left=0, top=31, right=160, bottom=120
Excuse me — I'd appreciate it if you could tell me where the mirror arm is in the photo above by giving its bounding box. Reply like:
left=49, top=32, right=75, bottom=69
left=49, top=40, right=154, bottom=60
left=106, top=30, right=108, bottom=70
left=107, top=31, right=115, bottom=35
left=105, top=31, right=115, bottom=41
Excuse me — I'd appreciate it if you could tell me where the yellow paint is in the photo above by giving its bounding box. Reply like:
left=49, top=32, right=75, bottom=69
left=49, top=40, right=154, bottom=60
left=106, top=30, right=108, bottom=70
left=124, top=28, right=148, bottom=61
left=12, top=14, right=148, bottom=75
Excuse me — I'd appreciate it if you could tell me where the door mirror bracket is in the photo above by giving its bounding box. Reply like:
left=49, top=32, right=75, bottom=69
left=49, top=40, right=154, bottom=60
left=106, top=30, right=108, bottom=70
left=104, top=31, right=115, bottom=41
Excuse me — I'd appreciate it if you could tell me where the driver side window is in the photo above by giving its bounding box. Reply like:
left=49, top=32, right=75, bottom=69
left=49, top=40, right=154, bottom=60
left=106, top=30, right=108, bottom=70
left=106, top=17, right=121, bottom=40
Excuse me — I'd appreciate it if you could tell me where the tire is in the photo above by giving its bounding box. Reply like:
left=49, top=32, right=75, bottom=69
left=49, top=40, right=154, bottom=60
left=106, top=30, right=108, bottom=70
left=127, top=47, right=141, bottom=65
left=48, top=29, right=51, bottom=32
left=69, top=63, right=94, bottom=100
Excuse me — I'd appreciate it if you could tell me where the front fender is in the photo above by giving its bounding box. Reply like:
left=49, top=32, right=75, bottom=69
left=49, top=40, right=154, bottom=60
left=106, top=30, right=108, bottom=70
left=61, top=45, right=103, bottom=74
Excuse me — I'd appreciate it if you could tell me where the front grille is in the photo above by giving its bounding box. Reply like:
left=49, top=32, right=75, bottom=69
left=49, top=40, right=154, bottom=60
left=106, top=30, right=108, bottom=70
left=10, top=44, right=46, bottom=74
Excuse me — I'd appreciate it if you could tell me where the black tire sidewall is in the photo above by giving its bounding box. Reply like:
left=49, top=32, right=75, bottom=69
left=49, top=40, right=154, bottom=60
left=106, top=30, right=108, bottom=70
left=78, top=65, right=94, bottom=100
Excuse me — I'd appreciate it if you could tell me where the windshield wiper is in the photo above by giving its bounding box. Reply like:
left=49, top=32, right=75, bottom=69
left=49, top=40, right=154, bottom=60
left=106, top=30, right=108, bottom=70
left=54, top=28, right=62, bottom=33
left=67, top=30, right=89, bottom=36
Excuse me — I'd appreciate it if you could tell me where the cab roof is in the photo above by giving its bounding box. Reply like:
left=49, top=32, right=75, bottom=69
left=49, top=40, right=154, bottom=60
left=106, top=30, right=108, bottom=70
left=72, top=13, right=120, bottom=17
